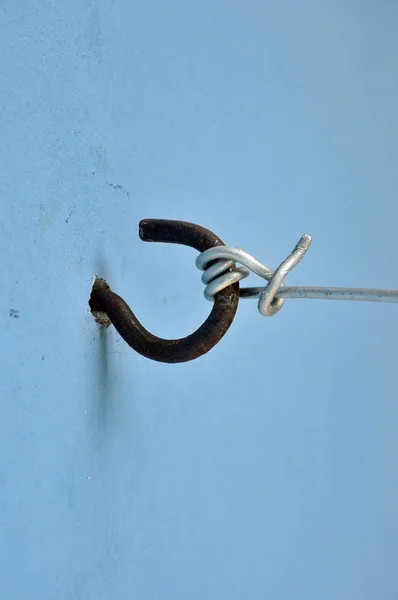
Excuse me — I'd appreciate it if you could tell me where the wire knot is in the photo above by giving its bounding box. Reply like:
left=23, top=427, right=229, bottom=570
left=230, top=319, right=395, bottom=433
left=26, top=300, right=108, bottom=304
left=196, top=234, right=312, bottom=316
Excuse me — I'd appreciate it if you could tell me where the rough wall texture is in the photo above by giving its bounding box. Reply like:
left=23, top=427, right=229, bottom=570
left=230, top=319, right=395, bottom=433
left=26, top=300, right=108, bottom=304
left=1, top=2, right=398, bottom=598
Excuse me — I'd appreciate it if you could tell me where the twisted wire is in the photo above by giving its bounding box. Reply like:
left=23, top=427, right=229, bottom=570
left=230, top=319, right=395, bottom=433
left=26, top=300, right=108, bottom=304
left=196, top=235, right=398, bottom=315
left=196, top=235, right=311, bottom=316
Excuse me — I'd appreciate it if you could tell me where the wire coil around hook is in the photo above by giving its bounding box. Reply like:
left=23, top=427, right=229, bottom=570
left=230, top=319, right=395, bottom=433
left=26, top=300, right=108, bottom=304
left=197, top=235, right=398, bottom=312
left=196, top=235, right=312, bottom=316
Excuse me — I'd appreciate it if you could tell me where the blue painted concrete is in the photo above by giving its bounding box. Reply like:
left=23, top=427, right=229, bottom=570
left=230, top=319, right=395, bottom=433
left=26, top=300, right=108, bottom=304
left=1, top=1, right=398, bottom=598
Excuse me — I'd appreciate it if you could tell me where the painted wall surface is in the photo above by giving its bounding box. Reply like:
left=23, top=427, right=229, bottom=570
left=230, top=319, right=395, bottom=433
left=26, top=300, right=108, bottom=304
left=1, top=2, right=398, bottom=599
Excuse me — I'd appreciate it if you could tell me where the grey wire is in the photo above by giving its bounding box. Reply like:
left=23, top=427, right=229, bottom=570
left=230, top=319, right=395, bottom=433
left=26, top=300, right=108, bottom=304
left=240, top=286, right=398, bottom=303
left=196, top=237, right=311, bottom=316
left=196, top=237, right=398, bottom=316
left=257, top=234, right=312, bottom=316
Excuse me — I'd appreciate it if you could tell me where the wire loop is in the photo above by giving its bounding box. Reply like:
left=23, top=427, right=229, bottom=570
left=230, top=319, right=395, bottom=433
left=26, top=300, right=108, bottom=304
left=197, top=234, right=398, bottom=312
left=196, top=235, right=312, bottom=316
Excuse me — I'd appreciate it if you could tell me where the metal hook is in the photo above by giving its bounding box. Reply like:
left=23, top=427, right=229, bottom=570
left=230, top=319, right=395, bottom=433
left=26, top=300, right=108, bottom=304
left=89, top=219, right=240, bottom=363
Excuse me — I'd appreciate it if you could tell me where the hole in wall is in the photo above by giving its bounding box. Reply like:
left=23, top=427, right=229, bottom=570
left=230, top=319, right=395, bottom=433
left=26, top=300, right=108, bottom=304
left=89, top=277, right=111, bottom=328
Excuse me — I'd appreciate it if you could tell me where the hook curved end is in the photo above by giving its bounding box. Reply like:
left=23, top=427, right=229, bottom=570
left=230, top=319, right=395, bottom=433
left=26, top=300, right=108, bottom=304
left=89, top=219, right=239, bottom=363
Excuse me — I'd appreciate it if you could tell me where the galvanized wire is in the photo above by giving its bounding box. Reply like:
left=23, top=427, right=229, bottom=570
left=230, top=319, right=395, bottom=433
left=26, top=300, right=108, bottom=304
left=196, top=236, right=398, bottom=316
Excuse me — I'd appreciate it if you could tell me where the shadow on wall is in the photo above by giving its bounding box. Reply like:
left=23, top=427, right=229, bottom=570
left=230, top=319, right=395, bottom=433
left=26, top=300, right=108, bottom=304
left=89, top=249, right=113, bottom=438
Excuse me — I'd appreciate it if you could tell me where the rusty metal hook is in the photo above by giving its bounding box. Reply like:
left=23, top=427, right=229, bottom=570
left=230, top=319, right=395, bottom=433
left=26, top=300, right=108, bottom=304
left=89, top=219, right=240, bottom=363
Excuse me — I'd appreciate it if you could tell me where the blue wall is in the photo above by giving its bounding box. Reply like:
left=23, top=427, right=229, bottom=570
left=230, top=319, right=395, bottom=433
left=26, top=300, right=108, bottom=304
left=1, top=1, right=398, bottom=598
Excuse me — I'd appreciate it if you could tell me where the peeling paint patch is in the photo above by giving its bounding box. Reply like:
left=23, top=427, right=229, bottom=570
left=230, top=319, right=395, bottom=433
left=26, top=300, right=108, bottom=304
left=89, top=277, right=111, bottom=328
